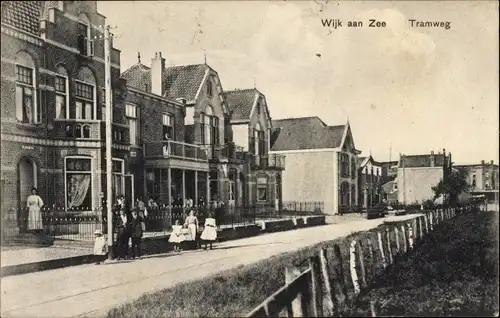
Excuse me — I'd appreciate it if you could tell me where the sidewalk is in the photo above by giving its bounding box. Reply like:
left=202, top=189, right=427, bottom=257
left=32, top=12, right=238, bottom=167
left=0, top=214, right=421, bottom=318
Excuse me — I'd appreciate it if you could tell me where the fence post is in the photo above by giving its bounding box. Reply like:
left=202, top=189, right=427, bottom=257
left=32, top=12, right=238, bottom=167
left=412, top=218, right=418, bottom=242
left=377, top=232, right=387, bottom=270
left=285, top=266, right=305, bottom=317
left=308, top=256, right=323, bottom=317
left=407, top=223, right=414, bottom=250
left=429, top=212, right=434, bottom=231
left=424, top=214, right=429, bottom=233
left=418, top=217, right=424, bottom=239
left=394, top=227, right=400, bottom=254
left=356, top=240, right=367, bottom=289
left=440, top=209, right=444, bottom=222
left=319, top=248, right=336, bottom=316
left=401, top=225, right=408, bottom=253
left=333, top=244, right=348, bottom=313
left=366, top=238, right=375, bottom=276
left=350, top=240, right=361, bottom=295
left=386, top=228, right=393, bottom=265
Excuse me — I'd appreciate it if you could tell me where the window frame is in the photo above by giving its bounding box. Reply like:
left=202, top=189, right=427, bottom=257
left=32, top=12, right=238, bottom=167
left=74, top=80, right=95, bottom=120
left=162, top=113, right=174, bottom=140
left=126, top=104, right=139, bottom=145
left=257, top=176, right=268, bottom=202
left=64, top=156, right=93, bottom=211
left=15, top=64, right=39, bottom=124
left=55, top=74, right=69, bottom=120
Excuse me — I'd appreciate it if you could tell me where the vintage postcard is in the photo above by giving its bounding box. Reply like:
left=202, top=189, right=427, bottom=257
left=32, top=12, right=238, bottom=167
left=1, top=1, right=498, bottom=317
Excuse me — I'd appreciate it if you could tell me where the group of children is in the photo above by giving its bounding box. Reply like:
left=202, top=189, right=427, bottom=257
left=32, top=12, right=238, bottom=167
left=93, top=208, right=218, bottom=263
left=168, top=211, right=218, bottom=252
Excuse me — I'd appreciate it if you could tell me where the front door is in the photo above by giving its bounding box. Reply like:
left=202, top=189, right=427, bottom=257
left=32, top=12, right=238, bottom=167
left=18, top=157, right=36, bottom=231
left=274, top=182, right=279, bottom=212
left=124, top=174, right=135, bottom=207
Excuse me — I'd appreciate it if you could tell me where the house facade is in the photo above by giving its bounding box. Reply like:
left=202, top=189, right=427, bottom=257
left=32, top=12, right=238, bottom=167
left=357, top=155, right=383, bottom=208
left=225, top=88, right=285, bottom=210
left=455, top=160, right=499, bottom=203
left=396, top=150, right=451, bottom=204
left=269, top=117, right=360, bottom=215
left=1, top=1, right=128, bottom=230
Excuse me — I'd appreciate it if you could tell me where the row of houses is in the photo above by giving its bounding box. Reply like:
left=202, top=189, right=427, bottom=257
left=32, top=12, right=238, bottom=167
left=1, top=1, right=498, bottom=227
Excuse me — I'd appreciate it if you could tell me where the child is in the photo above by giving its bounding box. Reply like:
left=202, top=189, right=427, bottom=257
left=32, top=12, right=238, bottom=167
left=200, top=213, right=218, bottom=250
left=93, top=230, right=108, bottom=264
left=168, top=219, right=185, bottom=252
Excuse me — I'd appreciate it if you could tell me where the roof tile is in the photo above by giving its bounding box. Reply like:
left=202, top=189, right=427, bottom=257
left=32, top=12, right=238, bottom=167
left=2, top=1, right=42, bottom=35
left=225, top=89, right=257, bottom=121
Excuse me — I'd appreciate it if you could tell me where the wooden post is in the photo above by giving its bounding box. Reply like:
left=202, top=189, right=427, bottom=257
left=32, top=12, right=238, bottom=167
left=370, top=300, right=378, bottom=317
left=386, top=228, right=393, bottom=265
left=377, top=232, right=387, bottom=269
left=356, top=240, right=367, bottom=289
left=350, top=240, right=361, bottom=295
left=412, top=218, right=418, bottom=241
left=429, top=212, right=434, bottom=231
left=333, top=244, right=348, bottom=312
left=419, top=216, right=424, bottom=239
left=401, top=225, right=408, bottom=253
left=394, top=227, right=401, bottom=253
left=367, top=238, right=375, bottom=277
left=309, top=256, right=323, bottom=317
left=424, top=214, right=429, bottom=233
left=319, top=248, right=336, bottom=317
left=407, top=223, right=414, bottom=250
left=440, top=209, right=444, bottom=222
left=285, top=266, right=304, bottom=317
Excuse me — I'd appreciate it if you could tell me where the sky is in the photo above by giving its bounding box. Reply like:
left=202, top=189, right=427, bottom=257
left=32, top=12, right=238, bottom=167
left=97, top=0, right=499, bottom=165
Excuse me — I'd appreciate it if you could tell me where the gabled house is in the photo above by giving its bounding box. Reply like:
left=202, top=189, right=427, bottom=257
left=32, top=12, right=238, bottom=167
left=1, top=1, right=127, bottom=230
left=397, top=149, right=452, bottom=204
left=225, top=88, right=285, bottom=209
left=122, top=54, right=244, bottom=207
left=358, top=155, right=383, bottom=208
left=269, top=117, right=361, bottom=215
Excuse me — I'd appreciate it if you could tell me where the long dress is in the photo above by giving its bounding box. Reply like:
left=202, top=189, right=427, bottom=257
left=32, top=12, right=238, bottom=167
left=200, top=217, right=217, bottom=241
left=27, top=194, right=43, bottom=230
left=169, top=225, right=186, bottom=243
left=185, top=215, right=198, bottom=242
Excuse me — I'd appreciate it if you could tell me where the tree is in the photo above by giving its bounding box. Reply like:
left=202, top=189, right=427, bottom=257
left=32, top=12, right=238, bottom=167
left=432, top=167, right=469, bottom=205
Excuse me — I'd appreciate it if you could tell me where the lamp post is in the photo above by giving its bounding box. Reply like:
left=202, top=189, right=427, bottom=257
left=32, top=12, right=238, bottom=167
left=104, top=25, right=114, bottom=260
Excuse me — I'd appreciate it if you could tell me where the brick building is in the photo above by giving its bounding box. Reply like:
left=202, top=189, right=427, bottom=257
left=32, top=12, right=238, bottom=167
left=455, top=160, right=499, bottom=204
left=225, top=88, right=285, bottom=210
left=1, top=2, right=128, bottom=228
left=357, top=155, right=383, bottom=208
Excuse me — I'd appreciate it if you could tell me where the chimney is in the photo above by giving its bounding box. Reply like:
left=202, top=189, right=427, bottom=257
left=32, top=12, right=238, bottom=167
left=481, top=160, right=485, bottom=165
left=151, top=52, right=165, bottom=96
left=430, top=150, right=435, bottom=167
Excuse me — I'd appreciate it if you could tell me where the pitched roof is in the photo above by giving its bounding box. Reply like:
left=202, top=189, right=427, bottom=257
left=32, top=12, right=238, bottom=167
left=121, top=63, right=209, bottom=101
left=225, top=89, right=257, bottom=121
left=270, top=117, right=346, bottom=151
left=1, top=1, right=42, bottom=35
left=399, top=154, right=447, bottom=168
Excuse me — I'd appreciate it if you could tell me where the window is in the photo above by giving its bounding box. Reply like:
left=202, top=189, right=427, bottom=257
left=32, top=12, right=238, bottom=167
left=256, top=102, right=260, bottom=115
left=75, top=81, right=94, bottom=119
left=163, top=113, right=174, bottom=140
left=203, top=106, right=216, bottom=145
left=112, top=159, right=124, bottom=199
left=472, top=174, right=476, bottom=188
left=65, top=157, right=92, bottom=211
left=206, top=79, right=213, bottom=96
left=55, top=66, right=69, bottom=119
left=77, top=15, right=93, bottom=56
left=209, top=170, right=218, bottom=201
left=257, top=176, right=267, bottom=202
left=200, top=113, right=205, bottom=144
left=126, top=104, right=139, bottom=145
left=210, top=117, right=219, bottom=145
left=16, top=65, right=39, bottom=124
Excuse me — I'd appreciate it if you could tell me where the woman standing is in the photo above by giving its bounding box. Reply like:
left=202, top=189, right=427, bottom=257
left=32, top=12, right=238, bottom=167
left=200, top=213, right=218, bottom=250
left=184, top=209, right=199, bottom=250
left=26, top=187, right=44, bottom=232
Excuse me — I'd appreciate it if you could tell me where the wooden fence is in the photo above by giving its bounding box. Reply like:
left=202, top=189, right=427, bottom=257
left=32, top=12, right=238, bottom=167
left=246, top=205, right=475, bottom=317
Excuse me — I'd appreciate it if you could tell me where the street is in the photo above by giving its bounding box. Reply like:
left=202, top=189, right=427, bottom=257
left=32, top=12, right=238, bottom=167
left=1, top=214, right=420, bottom=318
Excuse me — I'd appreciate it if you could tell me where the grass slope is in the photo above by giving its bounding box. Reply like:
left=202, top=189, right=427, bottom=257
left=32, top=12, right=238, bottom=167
left=350, top=210, right=499, bottom=316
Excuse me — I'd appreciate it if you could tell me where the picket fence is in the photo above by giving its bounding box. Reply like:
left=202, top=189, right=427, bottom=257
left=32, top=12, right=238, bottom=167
left=246, top=205, right=475, bottom=317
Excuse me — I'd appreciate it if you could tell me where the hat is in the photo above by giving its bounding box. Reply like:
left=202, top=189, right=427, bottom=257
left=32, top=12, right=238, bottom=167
left=94, top=229, right=103, bottom=235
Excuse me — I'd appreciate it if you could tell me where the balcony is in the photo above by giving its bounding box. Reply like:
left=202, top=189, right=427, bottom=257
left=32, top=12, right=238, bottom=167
left=143, top=140, right=208, bottom=162
left=52, top=119, right=101, bottom=140
left=202, top=143, right=246, bottom=164
left=250, top=154, right=286, bottom=170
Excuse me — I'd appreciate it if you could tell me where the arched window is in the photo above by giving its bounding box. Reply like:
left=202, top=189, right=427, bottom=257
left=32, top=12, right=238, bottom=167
left=351, top=157, right=356, bottom=179
left=75, top=124, right=82, bottom=138
left=55, top=65, right=69, bottom=119
left=75, top=67, right=96, bottom=120
left=82, top=125, right=91, bottom=138
left=77, top=14, right=92, bottom=56
left=351, top=184, right=356, bottom=206
left=15, top=51, right=39, bottom=124
left=340, top=182, right=349, bottom=206
left=206, top=78, right=213, bottom=96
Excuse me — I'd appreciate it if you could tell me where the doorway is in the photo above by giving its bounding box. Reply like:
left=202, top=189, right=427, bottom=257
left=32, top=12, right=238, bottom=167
left=18, top=156, right=37, bottom=231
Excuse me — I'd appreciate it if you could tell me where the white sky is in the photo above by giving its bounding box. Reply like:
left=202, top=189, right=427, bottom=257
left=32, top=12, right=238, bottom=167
left=97, top=1, right=499, bottom=165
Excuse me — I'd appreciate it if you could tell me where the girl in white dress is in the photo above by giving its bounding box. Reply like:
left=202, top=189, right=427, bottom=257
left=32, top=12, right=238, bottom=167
left=200, top=213, right=218, bottom=250
left=184, top=210, right=199, bottom=249
left=168, top=219, right=185, bottom=252
left=27, top=188, right=43, bottom=231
